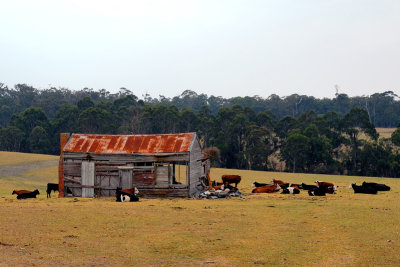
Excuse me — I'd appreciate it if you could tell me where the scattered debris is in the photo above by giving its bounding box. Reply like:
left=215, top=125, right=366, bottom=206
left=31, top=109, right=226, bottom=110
left=64, top=235, right=79, bottom=238
left=199, top=185, right=242, bottom=199
left=0, top=241, right=14, bottom=247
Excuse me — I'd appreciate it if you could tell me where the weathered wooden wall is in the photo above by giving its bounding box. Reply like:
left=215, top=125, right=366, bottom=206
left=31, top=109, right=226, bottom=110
left=62, top=152, right=193, bottom=198
left=189, top=134, right=205, bottom=197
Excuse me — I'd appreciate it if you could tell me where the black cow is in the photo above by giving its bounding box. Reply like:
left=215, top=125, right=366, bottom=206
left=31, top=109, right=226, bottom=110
left=349, top=183, right=377, bottom=194
left=362, top=182, right=390, bottom=191
left=319, top=185, right=336, bottom=194
left=17, top=189, right=40, bottom=199
left=251, top=181, right=269, bottom=188
left=280, top=183, right=290, bottom=189
left=308, top=188, right=326, bottom=196
left=301, top=183, right=318, bottom=191
left=46, top=183, right=59, bottom=198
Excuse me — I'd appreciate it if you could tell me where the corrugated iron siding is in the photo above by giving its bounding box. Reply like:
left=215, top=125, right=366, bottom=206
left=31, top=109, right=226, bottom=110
left=63, top=133, right=194, bottom=154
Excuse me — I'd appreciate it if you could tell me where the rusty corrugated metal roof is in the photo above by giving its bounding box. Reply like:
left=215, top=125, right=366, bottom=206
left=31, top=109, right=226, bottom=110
left=63, top=133, right=195, bottom=154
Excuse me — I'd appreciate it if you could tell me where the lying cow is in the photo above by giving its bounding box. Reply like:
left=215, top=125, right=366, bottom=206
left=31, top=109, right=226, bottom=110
left=17, top=189, right=40, bottom=199
left=271, top=179, right=286, bottom=186
left=251, top=181, right=269, bottom=188
left=281, top=187, right=300, bottom=194
left=252, top=182, right=281, bottom=193
left=279, top=183, right=290, bottom=189
left=120, top=192, right=139, bottom=202
left=290, top=184, right=303, bottom=189
left=308, top=187, right=326, bottom=196
left=12, top=190, right=32, bottom=196
left=115, top=187, right=139, bottom=202
left=211, top=181, right=224, bottom=190
left=301, top=183, right=318, bottom=191
left=362, top=182, right=390, bottom=191
left=316, top=181, right=337, bottom=190
left=315, top=181, right=337, bottom=194
left=349, top=183, right=377, bottom=194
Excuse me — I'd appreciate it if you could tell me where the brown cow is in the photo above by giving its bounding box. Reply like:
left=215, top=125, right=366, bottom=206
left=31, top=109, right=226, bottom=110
left=252, top=182, right=281, bottom=193
left=120, top=187, right=139, bottom=195
left=271, top=179, right=286, bottom=185
left=12, top=190, right=32, bottom=196
left=222, top=175, right=241, bottom=188
left=315, top=181, right=334, bottom=187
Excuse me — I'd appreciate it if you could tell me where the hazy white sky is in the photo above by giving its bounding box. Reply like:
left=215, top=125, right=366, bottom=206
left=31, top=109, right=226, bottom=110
left=1, top=0, right=399, bottom=99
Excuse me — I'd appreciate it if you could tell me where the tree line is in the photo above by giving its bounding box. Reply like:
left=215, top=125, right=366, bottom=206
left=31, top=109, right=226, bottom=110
left=1, top=83, right=400, bottom=177
left=1, top=84, right=400, bottom=127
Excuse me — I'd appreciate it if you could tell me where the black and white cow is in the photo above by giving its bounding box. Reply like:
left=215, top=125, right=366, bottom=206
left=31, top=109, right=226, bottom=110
left=290, top=184, right=303, bottom=189
left=115, top=187, right=139, bottom=202
left=281, top=187, right=300, bottom=194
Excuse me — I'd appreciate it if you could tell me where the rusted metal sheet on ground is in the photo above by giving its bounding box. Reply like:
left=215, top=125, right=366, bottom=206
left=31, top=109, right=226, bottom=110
left=63, top=133, right=195, bottom=154
left=138, top=188, right=188, bottom=198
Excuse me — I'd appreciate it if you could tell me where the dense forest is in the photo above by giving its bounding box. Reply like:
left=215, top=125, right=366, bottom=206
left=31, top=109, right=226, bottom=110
left=1, top=83, right=400, bottom=177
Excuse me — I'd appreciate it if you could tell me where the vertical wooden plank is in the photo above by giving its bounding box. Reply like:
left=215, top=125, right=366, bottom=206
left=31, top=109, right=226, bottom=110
left=155, top=166, right=169, bottom=188
left=82, top=161, right=95, bottom=197
left=119, top=167, right=133, bottom=189
left=59, top=133, right=70, bottom=197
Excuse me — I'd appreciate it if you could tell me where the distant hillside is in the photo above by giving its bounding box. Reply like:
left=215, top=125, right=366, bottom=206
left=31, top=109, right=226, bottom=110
left=1, top=85, right=400, bottom=178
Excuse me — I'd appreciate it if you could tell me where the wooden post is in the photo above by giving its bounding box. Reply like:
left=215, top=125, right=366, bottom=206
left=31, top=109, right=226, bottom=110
left=58, top=133, right=70, bottom=197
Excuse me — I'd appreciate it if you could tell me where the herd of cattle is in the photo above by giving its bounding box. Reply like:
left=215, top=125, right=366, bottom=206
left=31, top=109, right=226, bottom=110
left=11, top=175, right=391, bottom=200
left=251, top=179, right=391, bottom=195
left=208, top=175, right=391, bottom=197
left=12, top=183, right=59, bottom=199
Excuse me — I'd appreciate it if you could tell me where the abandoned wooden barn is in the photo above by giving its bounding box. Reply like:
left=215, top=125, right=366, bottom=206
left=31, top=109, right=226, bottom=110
left=58, top=132, right=210, bottom=198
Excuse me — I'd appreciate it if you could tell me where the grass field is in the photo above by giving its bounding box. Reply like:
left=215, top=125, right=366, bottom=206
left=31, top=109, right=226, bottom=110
left=376, top=127, right=396, bottom=139
left=1, top=152, right=399, bottom=266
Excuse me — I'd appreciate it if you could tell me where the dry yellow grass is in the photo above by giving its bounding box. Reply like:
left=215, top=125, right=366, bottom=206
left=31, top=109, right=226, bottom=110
left=1, top=152, right=400, bottom=266
left=376, top=127, right=396, bottom=139
left=358, top=127, right=396, bottom=140
left=0, top=151, right=58, bottom=166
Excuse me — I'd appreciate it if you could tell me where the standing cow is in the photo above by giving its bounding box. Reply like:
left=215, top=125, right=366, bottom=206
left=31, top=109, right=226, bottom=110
left=221, top=175, right=241, bottom=188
